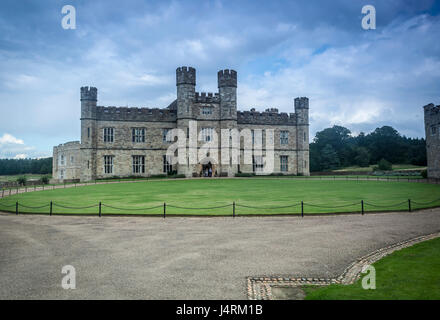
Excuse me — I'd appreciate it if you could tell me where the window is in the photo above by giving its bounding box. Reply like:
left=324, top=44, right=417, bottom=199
left=280, top=156, right=288, bottom=172
left=251, top=129, right=263, bottom=145
left=280, top=131, right=289, bottom=145
left=431, top=126, right=437, bottom=136
left=132, top=156, right=145, bottom=174
left=132, top=128, right=145, bottom=143
left=87, top=160, right=90, bottom=169
left=304, top=160, right=307, bottom=169
left=163, top=155, right=173, bottom=174
left=60, top=155, right=65, bottom=166
left=252, top=155, right=264, bottom=172
left=87, top=127, right=90, bottom=139
left=201, top=128, right=214, bottom=142
left=163, top=128, right=172, bottom=142
left=104, top=128, right=114, bottom=142
left=201, top=107, right=212, bottom=115
left=60, top=169, right=64, bottom=179
left=70, top=156, right=74, bottom=164
left=304, top=131, right=306, bottom=142
left=104, top=156, right=113, bottom=174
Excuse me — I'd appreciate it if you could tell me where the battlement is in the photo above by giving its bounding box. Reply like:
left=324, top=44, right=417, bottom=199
left=80, top=86, right=97, bottom=101
left=424, top=103, right=440, bottom=113
left=218, top=69, right=237, bottom=88
left=95, top=106, right=177, bottom=122
left=176, top=66, right=196, bottom=85
left=195, top=92, right=220, bottom=103
left=294, top=97, right=309, bottom=109
left=237, top=108, right=296, bottom=125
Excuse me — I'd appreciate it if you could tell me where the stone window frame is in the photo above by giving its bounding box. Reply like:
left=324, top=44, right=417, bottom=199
left=280, top=155, right=288, bottom=172
left=201, top=128, right=214, bottom=142
left=104, top=155, right=114, bottom=174
left=70, top=156, right=74, bottom=164
left=60, top=169, right=64, bottom=180
left=103, top=127, right=114, bottom=143
left=132, top=155, right=145, bottom=174
left=163, top=155, right=173, bottom=174
left=251, top=129, right=264, bottom=146
left=431, top=125, right=437, bottom=136
left=132, top=128, right=146, bottom=143
left=163, top=128, right=173, bottom=143
left=252, top=155, right=264, bottom=173
left=201, top=106, right=212, bottom=115
left=280, top=130, right=289, bottom=145
left=60, top=154, right=65, bottom=166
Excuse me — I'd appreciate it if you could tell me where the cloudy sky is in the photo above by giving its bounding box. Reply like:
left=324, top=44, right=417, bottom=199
left=0, top=0, right=439, bottom=159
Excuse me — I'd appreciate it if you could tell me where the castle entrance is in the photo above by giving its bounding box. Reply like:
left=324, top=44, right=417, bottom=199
left=202, top=162, right=213, bottom=177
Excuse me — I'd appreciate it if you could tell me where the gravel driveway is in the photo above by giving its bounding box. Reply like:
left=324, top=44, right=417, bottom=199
left=0, top=209, right=439, bottom=299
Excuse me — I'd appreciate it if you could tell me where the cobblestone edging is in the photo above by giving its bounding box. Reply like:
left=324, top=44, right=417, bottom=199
left=247, top=232, right=440, bottom=300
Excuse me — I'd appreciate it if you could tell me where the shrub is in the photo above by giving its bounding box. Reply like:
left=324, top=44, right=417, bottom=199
left=17, top=176, right=27, bottom=186
left=377, top=159, right=392, bottom=171
left=235, top=172, right=255, bottom=177
left=421, top=169, right=427, bottom=179
left=150, top=174, right=167, bottom=179
left=40, top=176, right=50, bottom=185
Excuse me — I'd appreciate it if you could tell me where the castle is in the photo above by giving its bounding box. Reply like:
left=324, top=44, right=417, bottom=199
left=424, top=102, right=440, bottom=178
left=52, top=67, right=310, bottom=182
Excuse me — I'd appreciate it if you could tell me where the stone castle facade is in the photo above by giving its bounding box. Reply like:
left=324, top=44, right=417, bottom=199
left=53, top=67, right=310, bottom=182
left=424, top=102, right=440, bottom=178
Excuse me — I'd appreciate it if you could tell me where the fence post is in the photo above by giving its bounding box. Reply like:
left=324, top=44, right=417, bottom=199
left=16, top=201, right=18, bottom=215
left=301, top=201, right=304, bottom=218
left=43, top=185, right=44, bottom=191
left=50, top=201, right=53, bottom=216
left=361, top=200, right=364, bottom=215
left=233, top=201, right=235, bottom=218
left=408, top=199, right=411, bottom=212
left=99, top=202, right=101, bottom=217
left=163, top=202, right=166, bottom=218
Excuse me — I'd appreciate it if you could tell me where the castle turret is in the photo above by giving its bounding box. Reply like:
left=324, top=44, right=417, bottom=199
left=218, top=69, right=237, bottom=120
left=80, top=86, right=98, bottom=181
left=176, top=66, right=196, bottom=118
left=294, top=97, right=310, bottom=175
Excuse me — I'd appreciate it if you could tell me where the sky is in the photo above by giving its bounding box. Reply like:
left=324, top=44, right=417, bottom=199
left=0, top=0, right=439, bottom=159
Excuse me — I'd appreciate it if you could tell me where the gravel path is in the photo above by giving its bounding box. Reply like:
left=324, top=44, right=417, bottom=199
left=0, top=209, right=439, bottom=299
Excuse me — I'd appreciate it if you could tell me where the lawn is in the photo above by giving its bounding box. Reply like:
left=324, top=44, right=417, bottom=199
left=0, top=178, right=439, bottom=215
left=304, top=237, right=440, bottom=300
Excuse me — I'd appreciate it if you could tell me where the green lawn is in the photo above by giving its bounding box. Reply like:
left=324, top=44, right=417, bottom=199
left=0, top=179, right=439, bottom=215
left=304, top=237, right=440, bottom=300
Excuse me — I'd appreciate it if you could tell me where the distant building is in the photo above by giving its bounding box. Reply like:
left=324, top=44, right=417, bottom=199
left=424, top=102, right=440, bottom=178
left=53, top=66, right=310, bottom=182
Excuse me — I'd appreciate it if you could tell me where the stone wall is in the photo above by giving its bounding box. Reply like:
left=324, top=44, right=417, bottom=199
left=53, top=141, right=81, bottom=182
left=424, top=103, right=440, bottom=178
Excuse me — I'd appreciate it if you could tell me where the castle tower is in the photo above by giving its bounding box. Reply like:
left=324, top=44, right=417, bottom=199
left=80, top=86, right=98, bottom=181
left=295, top=97, right=310, bottom=176
left=218, top=69, right=238, bottom=176
left=218, top=69, right=237, bottom=120
left=176, top=66, right=196, bottom=119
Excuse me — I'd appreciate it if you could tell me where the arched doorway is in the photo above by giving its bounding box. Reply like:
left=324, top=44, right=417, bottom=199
left=202, top=162, right=213, bottom=177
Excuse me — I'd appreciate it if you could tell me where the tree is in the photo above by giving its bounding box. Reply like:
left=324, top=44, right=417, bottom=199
left=320, top=144, right=340, bottom=170
left=354, top=147, right=371, bottom=167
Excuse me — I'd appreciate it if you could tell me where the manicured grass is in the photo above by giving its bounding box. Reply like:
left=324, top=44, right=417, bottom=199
left=304, top=237, right=440, bottom=300
left=0, top=179, right=439, bottom=215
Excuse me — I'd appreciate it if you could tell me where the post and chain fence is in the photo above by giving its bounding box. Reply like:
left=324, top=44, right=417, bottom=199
left=1, top=197, right=440, bottom=217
